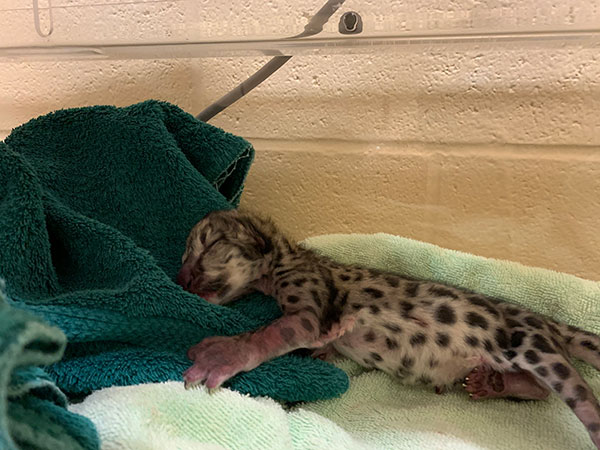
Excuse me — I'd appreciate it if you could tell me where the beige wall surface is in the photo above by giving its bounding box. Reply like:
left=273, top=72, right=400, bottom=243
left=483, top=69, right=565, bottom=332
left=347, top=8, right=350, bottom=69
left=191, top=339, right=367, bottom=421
left=1, top=1, right=599, bottom=280
left=241, top=139, right=600, bottom=281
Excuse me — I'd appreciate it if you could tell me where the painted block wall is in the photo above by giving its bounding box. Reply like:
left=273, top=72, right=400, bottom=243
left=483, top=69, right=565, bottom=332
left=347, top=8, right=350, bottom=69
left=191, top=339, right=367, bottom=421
left=0, top=1, right=599, bottom=280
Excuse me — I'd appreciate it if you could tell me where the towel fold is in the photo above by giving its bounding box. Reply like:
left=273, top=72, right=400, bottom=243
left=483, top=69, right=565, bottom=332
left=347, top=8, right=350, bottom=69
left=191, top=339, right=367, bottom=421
left=0, top=283, right=99, bottom=450
left=0, top=100, right=348, bottom=402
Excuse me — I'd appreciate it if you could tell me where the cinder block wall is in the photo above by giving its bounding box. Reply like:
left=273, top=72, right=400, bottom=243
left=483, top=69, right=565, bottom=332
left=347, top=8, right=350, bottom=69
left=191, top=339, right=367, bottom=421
left=1, top=1, right=599, bottom=280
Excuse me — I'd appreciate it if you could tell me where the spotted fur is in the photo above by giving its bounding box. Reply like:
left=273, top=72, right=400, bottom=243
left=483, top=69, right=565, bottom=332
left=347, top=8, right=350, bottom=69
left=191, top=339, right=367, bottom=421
left=178, top=209, right=600, bottom=449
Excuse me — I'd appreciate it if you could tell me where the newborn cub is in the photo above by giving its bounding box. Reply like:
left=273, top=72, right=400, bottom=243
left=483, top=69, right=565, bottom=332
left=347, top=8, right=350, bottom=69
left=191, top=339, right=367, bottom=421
left=178, top=209, right=600, bottom=449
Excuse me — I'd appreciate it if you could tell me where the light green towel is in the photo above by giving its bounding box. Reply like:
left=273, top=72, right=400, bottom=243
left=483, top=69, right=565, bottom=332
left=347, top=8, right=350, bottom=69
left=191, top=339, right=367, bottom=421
left=69, top=233, right=600, bottom=449
left=70, top=381, right=370, bottom=450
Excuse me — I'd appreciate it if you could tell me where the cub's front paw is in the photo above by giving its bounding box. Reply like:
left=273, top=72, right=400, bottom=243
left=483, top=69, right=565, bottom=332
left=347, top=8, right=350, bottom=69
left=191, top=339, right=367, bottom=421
left=183, top=336, right=252, bottom=390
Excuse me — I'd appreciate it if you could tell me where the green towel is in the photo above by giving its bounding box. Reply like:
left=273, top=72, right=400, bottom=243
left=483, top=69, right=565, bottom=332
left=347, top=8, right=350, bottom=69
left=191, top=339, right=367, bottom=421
left=0, top=282, right=99, bottom=450
left=0, top=100, right=347, bottom=402
left=70, top=233, right=600, bottom=449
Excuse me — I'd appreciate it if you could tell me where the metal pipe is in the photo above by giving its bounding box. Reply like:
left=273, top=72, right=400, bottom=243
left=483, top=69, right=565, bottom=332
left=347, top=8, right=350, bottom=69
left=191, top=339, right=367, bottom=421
left=196, top=0, right=345, bottom=122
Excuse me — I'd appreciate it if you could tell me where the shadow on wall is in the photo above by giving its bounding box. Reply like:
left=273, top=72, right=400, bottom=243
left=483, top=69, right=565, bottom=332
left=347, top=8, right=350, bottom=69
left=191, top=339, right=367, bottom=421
left=193, top=50, right=600, bottom=146
left=209, top=84, right=599, bottom=146
left=0, top=59, right=195, bottom=133
left=240, top=141, right=600, bottom=281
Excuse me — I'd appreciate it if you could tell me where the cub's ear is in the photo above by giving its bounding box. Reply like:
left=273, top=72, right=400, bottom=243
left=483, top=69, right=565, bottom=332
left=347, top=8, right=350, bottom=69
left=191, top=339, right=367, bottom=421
left=253, top=226, right=273, bottom=255
left=241, top=217, right=274, bottom=258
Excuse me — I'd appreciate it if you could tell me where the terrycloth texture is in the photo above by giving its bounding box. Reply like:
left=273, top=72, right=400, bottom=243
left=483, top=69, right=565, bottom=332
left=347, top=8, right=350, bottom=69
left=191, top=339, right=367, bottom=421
left=70, top=381, right=368, bottom=450
left=71, top=233, right=600, bottom=449
left=0, top=100, right=348, bottom=402
left=0, top=283, right=99, bottom=450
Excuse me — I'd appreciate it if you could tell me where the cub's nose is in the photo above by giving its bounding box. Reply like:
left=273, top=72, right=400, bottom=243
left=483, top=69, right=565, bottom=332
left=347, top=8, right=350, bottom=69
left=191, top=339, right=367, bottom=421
left=176, top=265, right=193, bottom=290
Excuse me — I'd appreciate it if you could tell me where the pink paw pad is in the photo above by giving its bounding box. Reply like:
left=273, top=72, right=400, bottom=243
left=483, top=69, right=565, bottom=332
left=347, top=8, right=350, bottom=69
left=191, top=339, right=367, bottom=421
left=463, top=366, right=505, bottom=400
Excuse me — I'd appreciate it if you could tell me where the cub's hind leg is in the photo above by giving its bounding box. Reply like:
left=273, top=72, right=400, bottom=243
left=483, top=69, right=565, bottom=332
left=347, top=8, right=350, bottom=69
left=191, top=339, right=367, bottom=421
left=464, top=367, right=550, bottom=400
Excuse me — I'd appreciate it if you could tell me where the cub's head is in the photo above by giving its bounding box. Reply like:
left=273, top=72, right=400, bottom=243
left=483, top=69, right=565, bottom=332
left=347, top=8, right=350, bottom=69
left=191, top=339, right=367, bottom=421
left=176, top=209, right=276, bottom=304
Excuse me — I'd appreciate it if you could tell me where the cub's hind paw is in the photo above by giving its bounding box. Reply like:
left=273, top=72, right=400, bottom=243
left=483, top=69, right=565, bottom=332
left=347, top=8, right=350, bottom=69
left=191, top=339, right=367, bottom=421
left=463, top=366, right=550, bottom=401
left=463, top=366, right=505, bottom=400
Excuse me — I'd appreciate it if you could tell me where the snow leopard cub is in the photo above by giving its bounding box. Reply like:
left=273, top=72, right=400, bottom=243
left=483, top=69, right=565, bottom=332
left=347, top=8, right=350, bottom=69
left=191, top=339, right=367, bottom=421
left=178, top=209, right=600, bottom=449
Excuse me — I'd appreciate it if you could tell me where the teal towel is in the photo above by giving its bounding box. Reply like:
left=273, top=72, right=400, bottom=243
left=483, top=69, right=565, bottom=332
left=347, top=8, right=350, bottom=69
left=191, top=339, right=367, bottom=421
left=69, top=233, right=600, bottom=450
left=0, top=100, right=348, bottom=402
left=0, top=282, right=99, bottom=450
